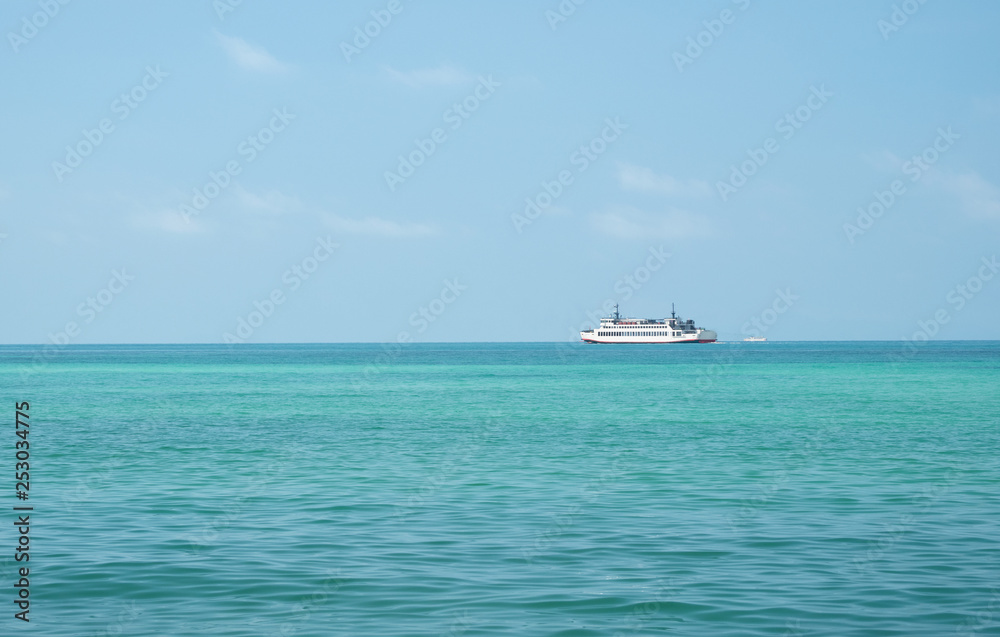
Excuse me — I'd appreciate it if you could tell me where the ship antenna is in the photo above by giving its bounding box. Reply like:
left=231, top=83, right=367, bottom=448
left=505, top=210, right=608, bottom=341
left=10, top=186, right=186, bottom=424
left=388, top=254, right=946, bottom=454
left=671, top=303, right=676, bottom=320
left=614, top=303, right=619, bottom=320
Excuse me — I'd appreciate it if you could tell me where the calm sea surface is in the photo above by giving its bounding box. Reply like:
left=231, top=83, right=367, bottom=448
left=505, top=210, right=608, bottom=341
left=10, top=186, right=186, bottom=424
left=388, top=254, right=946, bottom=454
left=2, top=342, right=998, bottom=636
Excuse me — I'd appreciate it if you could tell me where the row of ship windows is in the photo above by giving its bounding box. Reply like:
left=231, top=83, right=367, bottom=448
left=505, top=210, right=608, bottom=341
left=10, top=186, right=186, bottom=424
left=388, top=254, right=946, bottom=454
left=598, top=331, right=678, bottom=337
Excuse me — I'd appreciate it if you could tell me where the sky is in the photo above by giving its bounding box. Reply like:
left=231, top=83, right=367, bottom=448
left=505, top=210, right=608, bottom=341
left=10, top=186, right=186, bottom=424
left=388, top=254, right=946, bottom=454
left=1, top=0, right=998, bottom=343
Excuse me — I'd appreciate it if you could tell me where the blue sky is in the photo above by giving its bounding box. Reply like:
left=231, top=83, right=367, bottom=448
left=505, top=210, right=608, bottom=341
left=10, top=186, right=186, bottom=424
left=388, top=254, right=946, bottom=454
left=1, top=0, right=998, bottom=343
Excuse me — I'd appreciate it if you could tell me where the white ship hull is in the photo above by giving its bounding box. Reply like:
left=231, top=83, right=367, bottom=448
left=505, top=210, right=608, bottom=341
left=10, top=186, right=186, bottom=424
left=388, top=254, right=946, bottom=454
left=580, top=329, right=717, bottom=344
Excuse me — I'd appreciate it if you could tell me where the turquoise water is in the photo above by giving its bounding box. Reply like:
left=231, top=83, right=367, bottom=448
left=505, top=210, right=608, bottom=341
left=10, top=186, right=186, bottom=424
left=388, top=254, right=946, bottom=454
left=2, top=342, right=998, bottom=636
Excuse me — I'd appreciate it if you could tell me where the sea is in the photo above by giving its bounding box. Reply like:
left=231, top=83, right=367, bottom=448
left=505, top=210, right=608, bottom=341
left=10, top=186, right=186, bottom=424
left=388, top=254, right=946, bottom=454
left=1, top=341, right=998, bottom=636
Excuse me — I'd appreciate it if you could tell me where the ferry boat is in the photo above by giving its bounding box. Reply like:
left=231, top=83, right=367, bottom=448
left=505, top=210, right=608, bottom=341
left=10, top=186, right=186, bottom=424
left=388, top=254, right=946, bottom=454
left=743, top=336, right=767, bottom=342
left=580, top=304, right=717, bottom=344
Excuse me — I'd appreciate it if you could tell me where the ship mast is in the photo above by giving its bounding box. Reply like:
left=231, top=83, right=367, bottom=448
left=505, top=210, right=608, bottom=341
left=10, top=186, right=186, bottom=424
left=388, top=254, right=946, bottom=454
left=671, top=303, right=676, bottom=320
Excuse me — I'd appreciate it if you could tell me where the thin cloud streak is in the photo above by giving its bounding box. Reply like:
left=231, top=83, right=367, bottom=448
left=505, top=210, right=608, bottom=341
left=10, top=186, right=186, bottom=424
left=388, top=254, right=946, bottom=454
left=932, top=171, right=1000, bottom=220
left=617, top=162, right=710, bottom=197
left=214, top=31, right=290, bottom=73
left=590, top=206, right=712, bottom=240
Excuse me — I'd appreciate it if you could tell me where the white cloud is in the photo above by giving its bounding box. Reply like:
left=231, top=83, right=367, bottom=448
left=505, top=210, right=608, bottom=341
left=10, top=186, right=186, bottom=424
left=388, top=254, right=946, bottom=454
left=863, top=149, right=1000, bottom=220
left=590, top=206, right=712, bottom=240
left=931, top=171, right=1000, bottom=220
left=233, top=186, right=301, bottom=214
left=323, top=213, right=436, bottom=237
left=617, top=162, right=710, bottom=197
left=214, top=31, right=289, bottom=73
left=384, top=64, right=474, bottom=87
